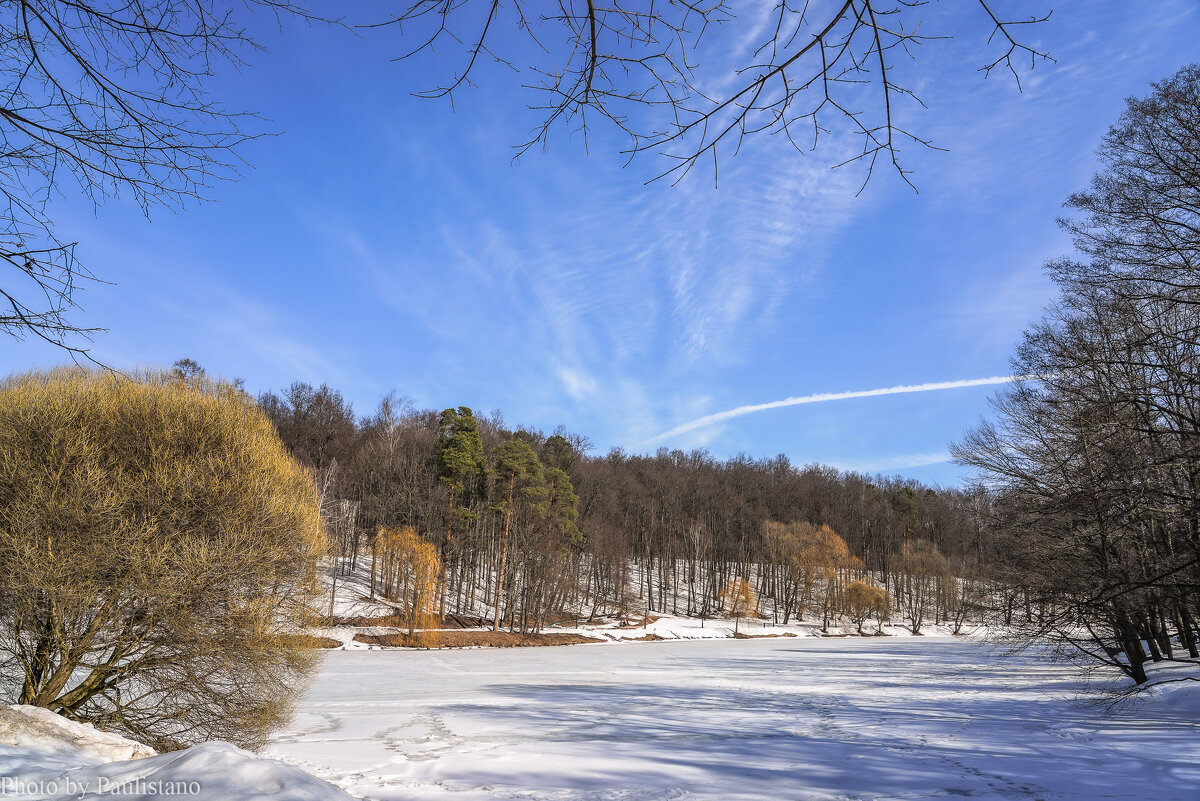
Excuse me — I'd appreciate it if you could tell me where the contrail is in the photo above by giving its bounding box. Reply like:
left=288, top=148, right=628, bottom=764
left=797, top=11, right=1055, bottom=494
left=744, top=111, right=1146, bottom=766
left=646, top=376, right=1021, bottom=445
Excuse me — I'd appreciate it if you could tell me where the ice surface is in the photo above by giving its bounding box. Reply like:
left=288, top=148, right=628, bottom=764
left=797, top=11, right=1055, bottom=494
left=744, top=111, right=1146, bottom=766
left=267, top=638, right=1199, bottom=801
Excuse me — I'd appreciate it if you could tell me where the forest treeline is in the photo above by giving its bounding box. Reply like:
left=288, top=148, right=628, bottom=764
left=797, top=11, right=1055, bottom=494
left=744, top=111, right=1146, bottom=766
left=258, top=382, right=994, bottom=637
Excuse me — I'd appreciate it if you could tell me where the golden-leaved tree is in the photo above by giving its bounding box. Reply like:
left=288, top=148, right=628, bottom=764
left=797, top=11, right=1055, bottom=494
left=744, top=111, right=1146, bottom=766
left=0, top=368, right=328, bottom=751
left=765, top=521, right=860, bottom=630
left=721, top=578, right=758, bottom=636
left=844, top=580, right=891, bottom=635
left=373, top=526, right=441, bottom=646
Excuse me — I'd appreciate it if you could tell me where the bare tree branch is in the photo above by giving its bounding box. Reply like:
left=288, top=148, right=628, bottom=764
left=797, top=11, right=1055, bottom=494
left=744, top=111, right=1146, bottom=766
left=0, top=1, right=331, bottom=356
left=372, top=1, right=1052, bottom=187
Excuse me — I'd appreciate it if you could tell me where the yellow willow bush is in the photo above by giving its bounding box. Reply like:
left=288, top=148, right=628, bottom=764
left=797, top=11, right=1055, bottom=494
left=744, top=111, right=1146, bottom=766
left=0, top=367, right=327, bottom=751
left=373, top=526, right=441, bottom=647
left=720, top=577, right=758, bottom=635
left=844, top=579, right=891, bottom=634
left=766, top=520, right=860, bottom=628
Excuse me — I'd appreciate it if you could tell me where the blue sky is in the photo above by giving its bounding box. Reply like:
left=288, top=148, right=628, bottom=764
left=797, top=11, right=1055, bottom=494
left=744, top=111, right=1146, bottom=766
left=2, top=1, right=1196, bottom=485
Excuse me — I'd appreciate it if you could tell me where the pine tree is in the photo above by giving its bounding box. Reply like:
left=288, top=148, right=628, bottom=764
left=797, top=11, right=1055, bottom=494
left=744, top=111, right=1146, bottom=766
left=437, top=407, right=484, bottom=612
left=492, top=437, right=546, bottom=631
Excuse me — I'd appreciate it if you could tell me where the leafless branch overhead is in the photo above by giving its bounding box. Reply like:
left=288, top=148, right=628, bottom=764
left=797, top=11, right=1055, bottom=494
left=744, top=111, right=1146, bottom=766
left=374, top=1, right=1054, bottom=187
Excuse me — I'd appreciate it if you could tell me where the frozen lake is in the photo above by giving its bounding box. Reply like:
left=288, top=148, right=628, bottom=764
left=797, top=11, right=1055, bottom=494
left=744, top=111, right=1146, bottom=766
left=266, top=638, right=1198, bottom=801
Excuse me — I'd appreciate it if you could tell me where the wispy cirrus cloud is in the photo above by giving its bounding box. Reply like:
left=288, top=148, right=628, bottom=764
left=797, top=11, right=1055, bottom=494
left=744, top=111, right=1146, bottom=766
left=645, top=375, right=1021, bottom=445
left=824, top=451, right=953, bottom=474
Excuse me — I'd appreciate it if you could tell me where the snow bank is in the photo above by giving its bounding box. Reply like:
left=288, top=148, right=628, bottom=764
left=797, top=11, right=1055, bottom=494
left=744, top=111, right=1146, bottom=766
left=0, top=705, right=155, bottom=763
left=0, top=705, right=358, bottom=801
left=582, top=612, right=965, bottom=642
left=1142, top=678, right=1200, bottom=716
left=1135, top=661, right=1200, bottom=717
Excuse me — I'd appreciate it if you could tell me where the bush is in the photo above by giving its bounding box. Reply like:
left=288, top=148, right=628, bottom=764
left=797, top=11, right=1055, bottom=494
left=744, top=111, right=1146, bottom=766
left=844, top=579, right=890, bottom=634
left=0, top=368, right=327, bottom=751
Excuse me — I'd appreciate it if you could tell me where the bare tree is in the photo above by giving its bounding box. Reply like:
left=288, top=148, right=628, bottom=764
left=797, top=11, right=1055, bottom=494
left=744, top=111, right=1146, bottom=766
left=373, top=0, right=1051, bottom=186
left=171, top=357, right=206, bottom=381
left=1053, top=64, right=1200, bottom=304
left=895, top=538, right=946, bottom=634
left=954, top=65, right=1200, bottom=685
left=0, top=1, right=316, bottom=356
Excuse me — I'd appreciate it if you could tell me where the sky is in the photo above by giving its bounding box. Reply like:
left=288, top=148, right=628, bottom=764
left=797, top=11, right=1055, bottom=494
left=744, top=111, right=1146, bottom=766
left=2, top=0, right=1197, bottom=485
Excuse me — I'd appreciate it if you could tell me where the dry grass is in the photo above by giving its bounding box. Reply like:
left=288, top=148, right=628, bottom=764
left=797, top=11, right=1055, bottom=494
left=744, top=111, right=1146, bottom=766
left=334, top=612, right=494, bottom=629
left=334, top=613, right=407, bottom=627
left=284, top=635, right=342, bottom=649
left=353, top=631, right=603, bottom=648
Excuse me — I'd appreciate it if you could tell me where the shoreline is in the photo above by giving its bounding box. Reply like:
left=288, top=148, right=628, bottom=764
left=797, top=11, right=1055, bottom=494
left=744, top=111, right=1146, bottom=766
left=305, top=620, right=976, bottom=650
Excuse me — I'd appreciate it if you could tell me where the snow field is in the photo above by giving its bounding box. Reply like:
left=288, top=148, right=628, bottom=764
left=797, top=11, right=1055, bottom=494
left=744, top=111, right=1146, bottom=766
left=266, top=638, right=1199, bottom=801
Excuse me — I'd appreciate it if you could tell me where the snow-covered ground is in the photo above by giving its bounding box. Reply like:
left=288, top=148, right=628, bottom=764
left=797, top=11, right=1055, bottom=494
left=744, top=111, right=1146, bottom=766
left=2, top=641, right=1195, bottom=800
left=266, top=638, right=1199, bottom=801
left=0, top=705, right=356, bottom=800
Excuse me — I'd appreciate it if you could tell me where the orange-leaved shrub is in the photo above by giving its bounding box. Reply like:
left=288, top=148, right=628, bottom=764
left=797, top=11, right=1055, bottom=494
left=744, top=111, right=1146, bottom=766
left=0, top=368, right=327, bottom=750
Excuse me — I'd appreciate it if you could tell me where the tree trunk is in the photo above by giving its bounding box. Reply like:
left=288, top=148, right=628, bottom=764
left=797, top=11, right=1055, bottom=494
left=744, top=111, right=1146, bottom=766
left=492, top=473, right=516, bottom=633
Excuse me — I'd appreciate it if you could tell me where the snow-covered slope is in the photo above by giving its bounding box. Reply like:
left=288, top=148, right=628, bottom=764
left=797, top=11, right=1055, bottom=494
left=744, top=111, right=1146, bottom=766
left=0, top=705, right=357, bottom=801
left=316, top=558, right=974, bottom=649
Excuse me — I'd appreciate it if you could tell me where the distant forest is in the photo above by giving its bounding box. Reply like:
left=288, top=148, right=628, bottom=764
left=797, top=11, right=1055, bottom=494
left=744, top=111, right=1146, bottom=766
left=259, top=383, right=998, bottom=631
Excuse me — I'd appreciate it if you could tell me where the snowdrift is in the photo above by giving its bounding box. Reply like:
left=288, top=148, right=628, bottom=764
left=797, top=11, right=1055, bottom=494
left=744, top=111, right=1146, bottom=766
left=0, top=705, right=155, bottom=763
left=0, top=705, right=356, bottom=801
